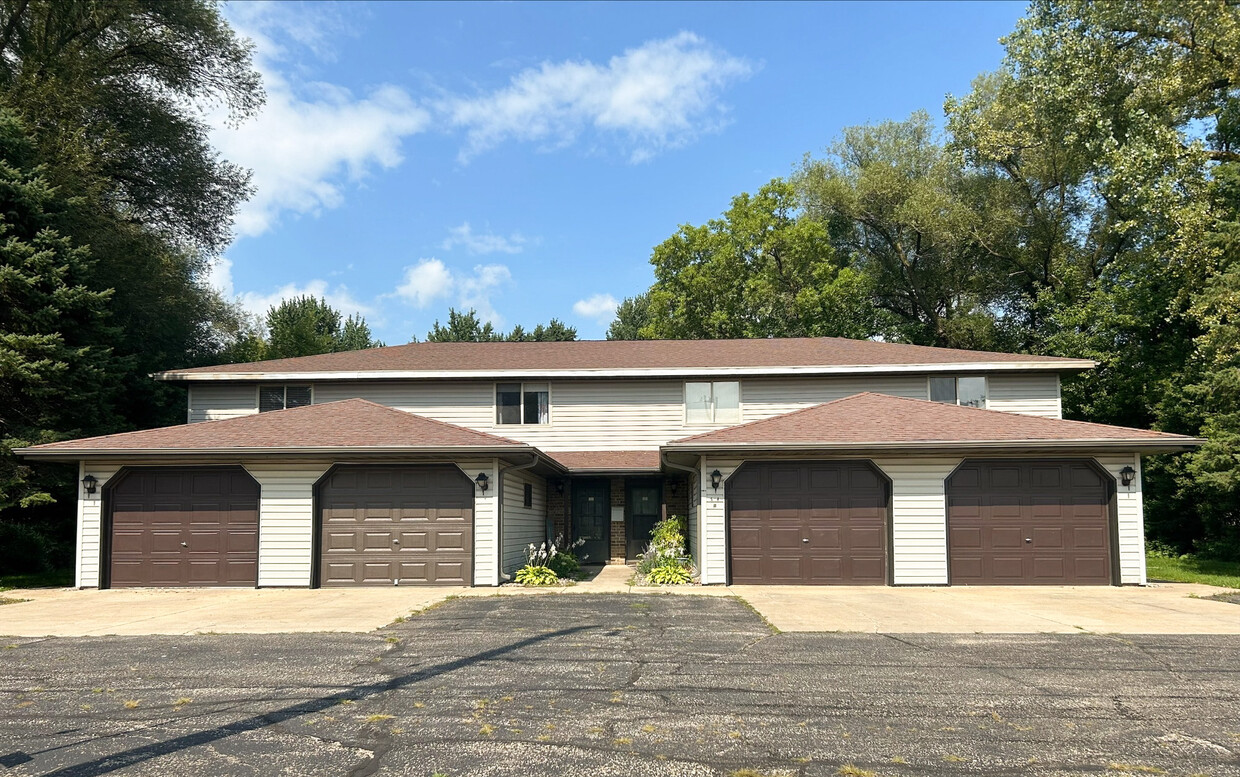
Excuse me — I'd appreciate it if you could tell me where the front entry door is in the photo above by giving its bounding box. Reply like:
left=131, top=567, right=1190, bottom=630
left=572, top=480, right=610, bottom=564
left=626, top=481, right=662, bottom=560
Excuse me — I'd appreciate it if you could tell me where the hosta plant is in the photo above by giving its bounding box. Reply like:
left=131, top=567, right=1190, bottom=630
left=514, top=565, right=560, bottom=586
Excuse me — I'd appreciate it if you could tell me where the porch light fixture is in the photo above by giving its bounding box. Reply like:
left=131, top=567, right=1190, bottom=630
left=710, top=469, right=722, bottom=491
left=1119, top=466, right=1136, bottom=487
left=81, top=474, right=98, bottom=496
left=474, top=472, right=490, bottom=493
left=555, top=479, right=565, bottom=495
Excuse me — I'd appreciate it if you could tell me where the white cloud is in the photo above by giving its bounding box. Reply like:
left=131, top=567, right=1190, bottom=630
left=236, top=280, right=376, bottom=324
left=395, top=258, right=454, bottom=308
left=440, top=31, right=752, bottom=163
left=393, top=259, right=512, bottom=325
left=214, top=5, right=429, bottom=237
left=441, top=222, right=527, bottom=255
left=573, top=293, right=620, bottom=325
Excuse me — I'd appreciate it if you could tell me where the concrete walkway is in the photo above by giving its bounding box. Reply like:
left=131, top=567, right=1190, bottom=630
left=2, top=567, right=1237, bottom=636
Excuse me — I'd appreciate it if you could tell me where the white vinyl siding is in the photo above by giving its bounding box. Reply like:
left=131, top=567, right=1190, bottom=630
left=501, top=468, right=547, bottom=576
left=243, top=461, right=331, bottom=588
left=1095, top=452, right=1146, bottom=585
left=311, top=381, right=493, bottom=428
left=188, top=384, right=258, bottom=423
left=461, top=458, right=501, bottom=586
left=75, top=461, right=122, bottom=588
left=740, top=375, right=933, bottom=418
left=698, top=457, right=743, bottom=584
left=986, top=373, right=1062, bottom=418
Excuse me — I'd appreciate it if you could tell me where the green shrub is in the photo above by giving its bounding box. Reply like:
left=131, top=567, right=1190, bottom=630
left=0, top=523, right=52, bottom=575
left=646, top=564, right=691, bottom=585
left=547, top=551, right=581, bottom=579
left=635, top=516, right=693, bottom=585
left=514, top=565, right=560, bottom=586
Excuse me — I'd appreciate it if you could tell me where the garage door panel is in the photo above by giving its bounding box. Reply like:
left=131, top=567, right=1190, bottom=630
left=318, top=465, right=473, bottom=587
left=948, top=460, right=1113, bottom=585
left=107, top=467, right=258, bottom=588
left=727, top=461, right=889, bottom=585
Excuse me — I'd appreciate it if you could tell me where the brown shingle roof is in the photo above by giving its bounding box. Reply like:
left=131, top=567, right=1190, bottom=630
left=17, top=399, right=528, bottom=455
left=156, top=337, right=1089, bottom=378
left=546, top=450, right=662, bottom=472
left=667, top=393, right=1202, bottom=450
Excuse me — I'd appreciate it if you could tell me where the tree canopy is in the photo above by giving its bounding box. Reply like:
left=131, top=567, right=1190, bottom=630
left=426, top=309, right=578, bottom=343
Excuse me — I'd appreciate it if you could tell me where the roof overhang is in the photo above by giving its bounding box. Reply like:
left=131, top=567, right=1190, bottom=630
left=663, top=438, right=1204, bottom=455
left=152, top=360, right=1096, bottom=383
left=13, top=444, right=551, bottom=463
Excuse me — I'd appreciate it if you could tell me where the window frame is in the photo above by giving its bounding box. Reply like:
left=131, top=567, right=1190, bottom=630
left=257, top=384, right=314, bottom=413
left=683, top=380, right=743, bottom=425
left=493, top=381, right=553, bottom=426
left=925, top=375, right=988, bottom=409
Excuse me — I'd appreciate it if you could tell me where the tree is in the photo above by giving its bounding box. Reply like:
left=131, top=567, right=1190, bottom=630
left=264, top=297, right=381, bottom=359
left=796, top=112, right=1006, bottom=349
left=0, top=113, right=121, bottom=570
left=425, top=309, right=578, bottom=342
left=633, top=179, right=880, bottom=341
left=0, top=0, right=262, bottom=253
left=426, top=309, right=502, bottom=343
left=607, top=294, right=653, bottom=340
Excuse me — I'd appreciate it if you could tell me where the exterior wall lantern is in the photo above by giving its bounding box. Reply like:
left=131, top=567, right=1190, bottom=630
left=555, top=479, right=565, bottom=495
left=710, top=469, right=723, bottom=490
left=1119, top=466, right=1136, bottom=487
left=81, top=474, right=98, bottom=496
left=475, top=472, right=490, bottom=493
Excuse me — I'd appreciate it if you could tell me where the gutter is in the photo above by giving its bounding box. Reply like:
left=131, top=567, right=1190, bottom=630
left=151, top=360, right=1097, bottom=382
left=13, top=444, right=547, bottom=461
left=663, top=437, right=1205, bottom=454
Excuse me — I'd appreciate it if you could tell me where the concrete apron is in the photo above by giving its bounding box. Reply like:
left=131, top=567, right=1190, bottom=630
left=2, top=570, right=1237, bottom=636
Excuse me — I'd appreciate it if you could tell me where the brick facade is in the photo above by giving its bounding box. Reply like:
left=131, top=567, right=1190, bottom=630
left=550, top=473, right=692, bottom=564
left=609, top=477, right=626, bottom=563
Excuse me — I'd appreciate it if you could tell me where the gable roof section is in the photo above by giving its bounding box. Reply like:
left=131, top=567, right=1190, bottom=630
left=16, top=399, right=533, bottom=458
left=153, top=337, right=1093, bottom=381
left=667, top=393, right=1203, bottom=452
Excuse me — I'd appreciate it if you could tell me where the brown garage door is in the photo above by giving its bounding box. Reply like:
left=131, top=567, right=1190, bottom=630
left=318, top=465, right=473, bottom=586
left=948, top=460, right=1114, bottom=585
left=727, top=461, right=889, bottom=585
left=107, top=467, right=259, bottom=588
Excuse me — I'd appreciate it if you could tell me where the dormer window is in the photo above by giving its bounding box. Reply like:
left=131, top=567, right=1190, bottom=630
left=929, top=376, right=987, bottom=408
left=259, top=385, right=312, bottom=413
left=496, top=383, right=549, bottom=424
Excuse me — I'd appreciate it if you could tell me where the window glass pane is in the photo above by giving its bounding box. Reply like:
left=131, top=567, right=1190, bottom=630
left=685, top=382, right=712, bottom=423
left=929, top=377, right=957, bottom=404
left=523, top=386, right=549, bottom=424
left=285, top=386, right=312, bottom=408
left=259, top=387, right=285, bottom=413
left=957, top=376, right=987, bottom=408
left=713, top=381, right=740, bottom=423
left=496, top=383, right=521, bottom=424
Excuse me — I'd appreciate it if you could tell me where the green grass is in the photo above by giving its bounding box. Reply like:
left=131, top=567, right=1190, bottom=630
left=0, top=569, right=72, bottom=592
left=1146, top=553, right=1240, bottom=589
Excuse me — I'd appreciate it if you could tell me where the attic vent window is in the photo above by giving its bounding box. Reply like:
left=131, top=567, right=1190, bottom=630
left=259, top=385, right=313, bottom=413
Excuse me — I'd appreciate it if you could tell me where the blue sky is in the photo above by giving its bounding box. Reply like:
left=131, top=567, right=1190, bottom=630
left=208, top=1, right=1026, bottom=343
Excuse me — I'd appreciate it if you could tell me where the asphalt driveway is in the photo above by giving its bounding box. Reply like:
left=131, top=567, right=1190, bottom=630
left=2, top=595, right=1238, bottom=776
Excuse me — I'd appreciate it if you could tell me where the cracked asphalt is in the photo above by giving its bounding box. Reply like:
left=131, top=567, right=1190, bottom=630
left=1, top=594, right=1239, bottom=776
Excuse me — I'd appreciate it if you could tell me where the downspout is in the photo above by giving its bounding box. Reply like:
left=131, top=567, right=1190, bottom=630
left=660, top=450, right=703, bottom=577
left=497, top=452, right=540, bottom=585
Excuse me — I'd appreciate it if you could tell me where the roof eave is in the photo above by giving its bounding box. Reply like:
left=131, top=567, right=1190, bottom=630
left=662, top=438, right=1203, bottom=454
left=151, top=360, right=1096, bottom=382
left=13, top=444, right=537, bottom=461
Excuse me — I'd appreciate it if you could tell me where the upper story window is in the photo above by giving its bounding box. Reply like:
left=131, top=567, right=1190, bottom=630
left=497, top=382, right=549, bottom=425
left=259, top=385, right=312, bottom=413
left=929, top=376, right=987, bottom=409
left=685, top=381, right=740, bottom=424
